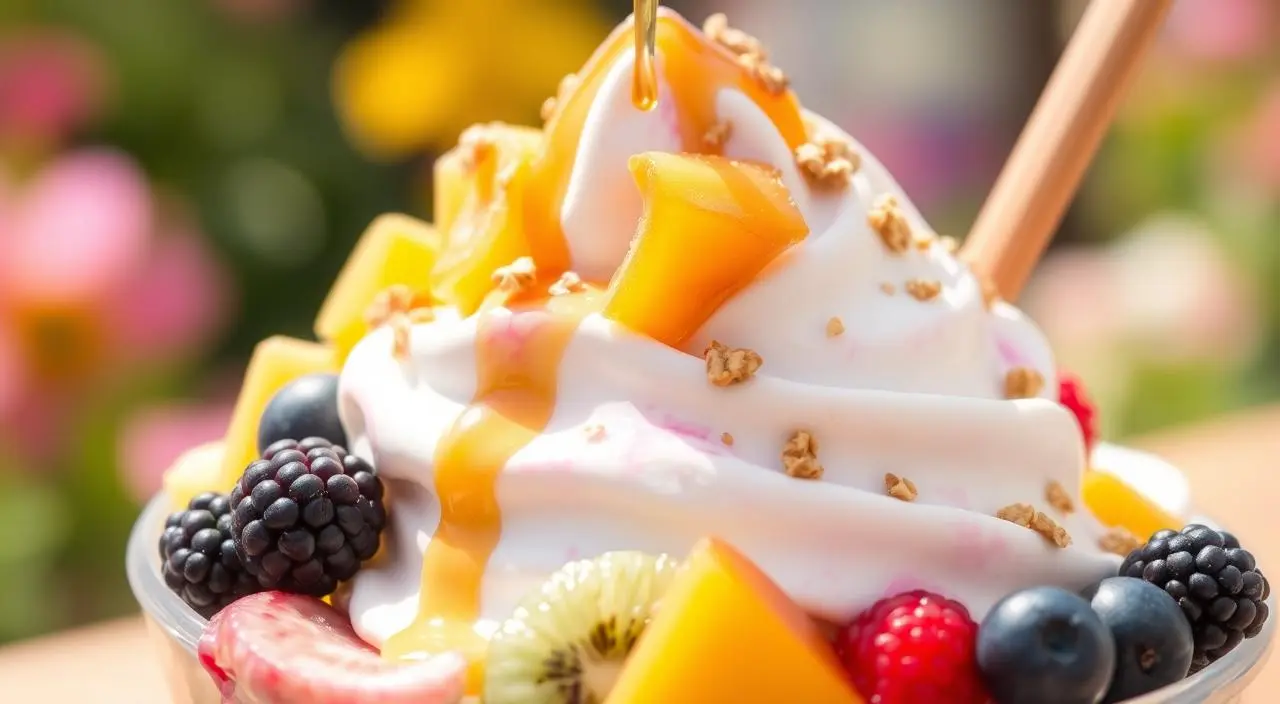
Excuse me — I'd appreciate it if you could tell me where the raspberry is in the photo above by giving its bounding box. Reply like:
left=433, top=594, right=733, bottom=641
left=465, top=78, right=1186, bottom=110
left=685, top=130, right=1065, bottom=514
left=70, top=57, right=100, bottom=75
left=229, top=437, right=387, bottom=597
left=1057, top=371, right=1097, bottom=451
left=837, top=590, right=990, bottom=704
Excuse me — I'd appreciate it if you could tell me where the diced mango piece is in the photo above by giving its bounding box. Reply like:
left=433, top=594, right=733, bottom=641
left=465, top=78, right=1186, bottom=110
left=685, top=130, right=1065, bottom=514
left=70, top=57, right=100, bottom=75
left=1082, top=469, right=1184, bottom=539
left=162, top=442, right=226, bottom=510
left=607, top=537, right=862, bottom=704
left=430, top=123, right=543, bottom=315
left=603, top=153, right=809, bottom=349
left=314, top=214, right=440, bottom=360
left=219, top=337, right=339, bottom=489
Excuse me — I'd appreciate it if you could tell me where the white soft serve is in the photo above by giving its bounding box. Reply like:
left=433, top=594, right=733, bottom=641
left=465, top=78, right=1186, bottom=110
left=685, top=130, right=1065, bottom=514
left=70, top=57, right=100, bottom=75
left=340, top=49, right=1116, bottom=648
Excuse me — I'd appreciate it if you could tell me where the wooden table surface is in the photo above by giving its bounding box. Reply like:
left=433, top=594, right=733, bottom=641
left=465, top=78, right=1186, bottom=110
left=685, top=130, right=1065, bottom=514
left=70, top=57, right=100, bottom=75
left=2, top=406, right=1279, bottom=702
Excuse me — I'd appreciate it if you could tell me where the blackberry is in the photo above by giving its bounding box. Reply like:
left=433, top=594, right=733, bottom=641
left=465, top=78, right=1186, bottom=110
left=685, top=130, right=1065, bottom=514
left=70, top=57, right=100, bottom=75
left=159, top=491, right=262, bottom=618
left=1120, top=524, right=1270, bottom=672
left=229, top=437, right=387, bottom=598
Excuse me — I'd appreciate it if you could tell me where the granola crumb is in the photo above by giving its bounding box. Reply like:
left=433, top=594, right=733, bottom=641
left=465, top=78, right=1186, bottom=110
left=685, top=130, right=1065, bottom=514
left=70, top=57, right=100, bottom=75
left=884, top=473, right=918, bottom=502
left=1005, top=367, right=1045, bottom=399
left=939, top=235, right=959, bottom=254
left=703, top=120, right=734, bottom=150
left=904, top=279, right=942, bottom=302
left=996, top=503, right=1035, bottom=527
left=868, top=195, right=912, bottom=254
left=492, top=256, right=537, bottom=294
left=365, top=284, right=432, bottom=329
left=997, top=503, right=1071, bottom=548
left=548, top=270, right=585, bottom=296
left=826, top=316, right=845, bottom=337
left=704, top=340, right=763, bottom=387
left=880, top=282, right=896, bottom=295
left=795, top=135, right=859, bottom=188
left=1099, top=527, right=1142, bottom=557
left=782, top=431, right=823, bottom=479
left=721, top=432, right=734, bottom=446
left=914, top=236, right=934, bottom=251
left=584, top=423, right=607, bottom=443
left=703, top=13, right=767, bottom=59
left=702, top=15, right=789, bottom=95
left=1045, top=480, right=1075, bottom=514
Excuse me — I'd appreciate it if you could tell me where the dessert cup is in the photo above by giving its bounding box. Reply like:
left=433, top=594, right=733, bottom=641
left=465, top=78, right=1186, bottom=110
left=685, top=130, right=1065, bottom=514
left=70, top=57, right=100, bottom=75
left=129, top=452, right=1276, bottom=704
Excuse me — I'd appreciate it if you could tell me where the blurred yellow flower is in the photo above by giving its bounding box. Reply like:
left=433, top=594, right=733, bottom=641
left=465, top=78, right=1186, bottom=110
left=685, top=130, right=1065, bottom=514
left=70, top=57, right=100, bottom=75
left=334, top=0, right=608, bottom=160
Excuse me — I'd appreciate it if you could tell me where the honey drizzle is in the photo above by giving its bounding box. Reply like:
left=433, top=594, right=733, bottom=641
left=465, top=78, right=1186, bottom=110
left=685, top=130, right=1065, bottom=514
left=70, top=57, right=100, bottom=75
left=381, top=292, right=600, bottom=690
left=632, top=0, right=659, bottom=110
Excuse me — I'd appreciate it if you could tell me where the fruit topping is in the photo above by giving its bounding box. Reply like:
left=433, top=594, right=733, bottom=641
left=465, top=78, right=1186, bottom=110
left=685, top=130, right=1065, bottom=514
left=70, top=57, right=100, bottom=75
left=160, top=491, right=263, bottom=618
left=220, top=336, right=339, bottom=491
left=1118, top=524, right=1270, bottom=672
left=1058, top=372, right=1098, bottom=451
left=607, top=537, right=861, bottom=704
left=838, top=590, right=988, bottom=704
left=429, top=123, right=543, bottom=315
left=977, top=586, right=1115, bottom=704
left=484, top=551, right=680, bottom=703
left=229, top=438, right=387, bottom=597
left=313, top=213, right=440, bottom=360
left=199, top=591, right=467, bottom=704
left=602, top=152, right=809, bottom=349
left=162, top=441, right=227, bottom=511
left=1081, top=469, right=1182, bottom=540
left=1083, top=577, right=1193, bottom=702
left=257, top=373, right=347, bottom=455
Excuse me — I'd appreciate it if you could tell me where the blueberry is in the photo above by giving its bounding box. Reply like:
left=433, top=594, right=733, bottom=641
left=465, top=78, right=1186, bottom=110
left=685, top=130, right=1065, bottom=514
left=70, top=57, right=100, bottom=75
left=977, top=586, right=1115, bottom=704
left=1084, top=577, right=1193, bottom=702
left=256, top=373, right=347, bottom=453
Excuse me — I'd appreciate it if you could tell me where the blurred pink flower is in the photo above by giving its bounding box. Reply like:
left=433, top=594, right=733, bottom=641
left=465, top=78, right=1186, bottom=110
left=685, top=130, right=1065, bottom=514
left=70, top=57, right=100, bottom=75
left=1164, top=0, right=1269, bottom=63
left=0, top=148, right=230, bottom=461
left=118, top=402, right=233, bottom=502
left=0, top=32, right=106, bottom=146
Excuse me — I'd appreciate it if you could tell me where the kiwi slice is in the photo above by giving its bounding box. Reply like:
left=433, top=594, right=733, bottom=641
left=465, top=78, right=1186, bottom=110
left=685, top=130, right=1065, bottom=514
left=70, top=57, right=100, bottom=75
left=484, top=551, right=681, bottom=703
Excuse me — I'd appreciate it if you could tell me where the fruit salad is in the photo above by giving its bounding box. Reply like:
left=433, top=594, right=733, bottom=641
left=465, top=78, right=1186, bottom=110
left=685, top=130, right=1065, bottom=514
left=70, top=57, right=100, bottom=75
left=145, top=10, right=1272, bottom=704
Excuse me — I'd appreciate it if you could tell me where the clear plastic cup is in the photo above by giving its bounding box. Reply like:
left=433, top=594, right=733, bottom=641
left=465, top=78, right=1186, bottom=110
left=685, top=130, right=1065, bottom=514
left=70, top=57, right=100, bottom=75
left=127, top=489, right=1275, bottom=704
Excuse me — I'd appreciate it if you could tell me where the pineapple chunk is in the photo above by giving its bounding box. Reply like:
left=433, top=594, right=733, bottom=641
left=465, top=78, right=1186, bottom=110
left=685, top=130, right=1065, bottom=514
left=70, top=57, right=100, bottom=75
left=314, top=214, right=439, bottom=360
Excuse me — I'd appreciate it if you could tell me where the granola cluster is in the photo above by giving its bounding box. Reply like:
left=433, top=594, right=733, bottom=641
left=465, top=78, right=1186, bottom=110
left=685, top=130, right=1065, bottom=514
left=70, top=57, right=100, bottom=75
left=1004, top=367, right=1045, bottom=399
left=703, top=14, right=788, bottom=95
left=492, top=256, right=538, bottom=295
left=364, top=285, right=435, bottom=359
left=795, top=136, right=859, bottom=188
left=904, top=279, right=942, bottom=302
left=867, top=195, right=912, bottom=254
left=782, top=430, right=823, bottom=479
left=825, top=316, right=845, bottom=338
left=884, top=473, right=918, bottom=502
left=1045, top=480, right=1075, bottom=514
left=996, top=503, right=1072, bottom=548
left=704, top=340, right=763, bottom=387
left=1098, top=527, right=1142, bottom=557
left=548, top=270, right=586, bottom=297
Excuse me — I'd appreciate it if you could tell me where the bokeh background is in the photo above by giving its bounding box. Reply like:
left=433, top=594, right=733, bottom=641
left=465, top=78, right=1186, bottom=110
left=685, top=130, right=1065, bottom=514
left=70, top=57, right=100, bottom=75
left=0, top=0, right=1275, bottom=644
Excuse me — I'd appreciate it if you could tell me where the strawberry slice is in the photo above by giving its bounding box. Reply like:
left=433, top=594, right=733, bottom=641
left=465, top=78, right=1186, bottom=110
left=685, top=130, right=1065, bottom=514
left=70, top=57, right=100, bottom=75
left=198, top=592, right=466, bottom=704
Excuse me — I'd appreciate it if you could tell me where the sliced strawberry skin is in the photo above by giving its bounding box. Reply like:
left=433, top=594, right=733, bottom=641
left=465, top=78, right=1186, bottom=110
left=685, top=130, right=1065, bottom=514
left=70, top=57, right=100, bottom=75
left=1057, top=371, right=1098, bottom=452
left=198, top=592, right=467, bottom=704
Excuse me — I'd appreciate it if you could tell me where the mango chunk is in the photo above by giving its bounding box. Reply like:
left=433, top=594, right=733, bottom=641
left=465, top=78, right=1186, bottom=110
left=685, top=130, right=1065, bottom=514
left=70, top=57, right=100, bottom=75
left=1082, top=469, right=1184, bottom=539
left=603, top=153, right=809, bottom=348
left=162, top=441, right=226, bottom=510
left=314, top=214, right=440, bottom=360
left=430, top=123, right=543, bottom=315
left=607, top=537, right=862, bottom=704
left=219, top=337, right=339, bottom=489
